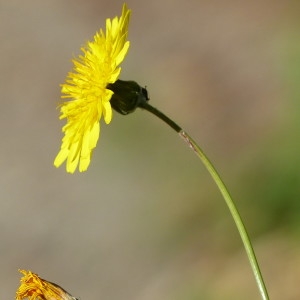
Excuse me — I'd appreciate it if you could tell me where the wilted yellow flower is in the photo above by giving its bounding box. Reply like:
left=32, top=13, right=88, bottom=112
left=54, top=4, right=131, bottom=173
left=16, top=269, right=77, bottom=300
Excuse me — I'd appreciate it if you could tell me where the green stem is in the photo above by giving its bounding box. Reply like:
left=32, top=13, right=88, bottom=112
left=141, top=102, right=269, bottom=300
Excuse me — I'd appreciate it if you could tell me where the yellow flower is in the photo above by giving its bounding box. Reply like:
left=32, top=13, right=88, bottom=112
left=16, top=269, right=77, bottom=300
left=54, top=4, right=131, bottom=173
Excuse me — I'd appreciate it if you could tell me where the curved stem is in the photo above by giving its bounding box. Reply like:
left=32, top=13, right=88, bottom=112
left=179, top=130, right=269, bottom=300
left=140, top=102, right=269, bottom=300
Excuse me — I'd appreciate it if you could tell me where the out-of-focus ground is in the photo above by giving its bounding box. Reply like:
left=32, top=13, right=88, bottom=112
left=1, top=1, right=300, bottom=299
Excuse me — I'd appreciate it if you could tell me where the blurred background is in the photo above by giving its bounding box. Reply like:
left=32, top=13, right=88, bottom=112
left=1, top=0, right=300, bottom=299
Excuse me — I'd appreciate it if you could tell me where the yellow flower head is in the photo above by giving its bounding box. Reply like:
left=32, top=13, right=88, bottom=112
left=54, top=4, right=131, bottom=173
left=16, top=269, right=77, bottom=300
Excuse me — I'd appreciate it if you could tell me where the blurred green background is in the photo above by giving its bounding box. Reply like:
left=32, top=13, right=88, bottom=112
left=1, top=1, right=300, bottom=299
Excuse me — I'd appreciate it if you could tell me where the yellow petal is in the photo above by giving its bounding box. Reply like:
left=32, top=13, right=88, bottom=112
left=54, top=4, right=131, bottom=173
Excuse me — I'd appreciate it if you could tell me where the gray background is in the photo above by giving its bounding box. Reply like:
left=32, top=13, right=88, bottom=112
left=1, top=1, right=300, bottom=299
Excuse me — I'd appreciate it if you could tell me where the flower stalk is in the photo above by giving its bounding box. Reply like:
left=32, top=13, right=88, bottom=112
left=109, top=79, right=269, bottom=300
left=141, top=101, right=269, bottom=300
